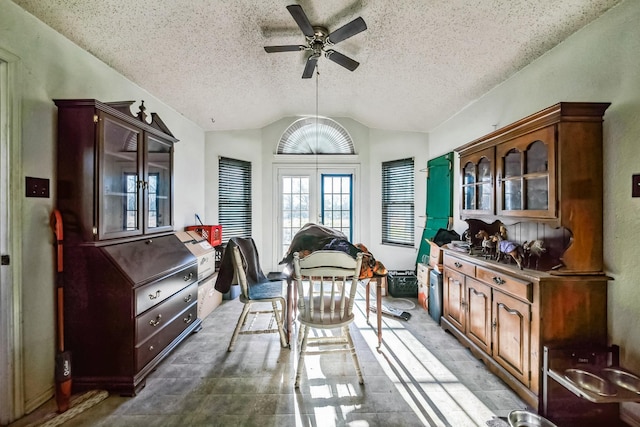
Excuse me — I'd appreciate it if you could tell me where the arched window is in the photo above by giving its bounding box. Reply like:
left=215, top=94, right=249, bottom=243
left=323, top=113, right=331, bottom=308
left=277, top=117, right=354, bottom=154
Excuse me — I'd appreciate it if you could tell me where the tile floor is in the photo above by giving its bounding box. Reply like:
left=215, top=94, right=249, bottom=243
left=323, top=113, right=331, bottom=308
left=13, top=287, right=533, bottom=427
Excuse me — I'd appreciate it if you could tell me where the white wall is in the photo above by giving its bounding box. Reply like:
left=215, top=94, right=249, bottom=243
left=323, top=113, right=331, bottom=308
left=0, top=0, right=205, bottom=414
left=366, top=128, right=430, bottom=271
left=429, top=0, right=640, bottom=422
left=204, top=117, right=430, bottom=273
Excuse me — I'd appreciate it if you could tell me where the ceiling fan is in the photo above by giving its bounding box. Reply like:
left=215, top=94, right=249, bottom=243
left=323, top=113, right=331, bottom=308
left=264, top=4, right=367, bottom=79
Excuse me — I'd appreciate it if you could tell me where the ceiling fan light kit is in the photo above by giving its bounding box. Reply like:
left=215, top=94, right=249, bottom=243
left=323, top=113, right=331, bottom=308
left=264, top=4, right=367, bottom=79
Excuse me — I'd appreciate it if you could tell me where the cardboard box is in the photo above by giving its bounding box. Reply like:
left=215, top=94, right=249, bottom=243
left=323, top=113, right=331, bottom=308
left=428, top=239, right=444, bottom=269
left=176, top=231, right=216, bottom=281
left=416, top=263, right=430, bottom=311
left=197, top=273, right=222, bottom=320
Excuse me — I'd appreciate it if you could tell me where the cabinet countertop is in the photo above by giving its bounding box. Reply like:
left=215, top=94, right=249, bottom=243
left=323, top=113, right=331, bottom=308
left=441, top=246, right=611, bottom=282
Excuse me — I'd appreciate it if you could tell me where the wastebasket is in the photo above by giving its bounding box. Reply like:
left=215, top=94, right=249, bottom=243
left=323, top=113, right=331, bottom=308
left=429, top=269, right=443, bottom=324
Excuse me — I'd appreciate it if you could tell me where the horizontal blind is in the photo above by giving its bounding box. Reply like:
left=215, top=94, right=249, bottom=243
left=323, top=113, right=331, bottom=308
left=382, top=158, right=414, bottom=246
left=219, top=157, right=252, bottom=240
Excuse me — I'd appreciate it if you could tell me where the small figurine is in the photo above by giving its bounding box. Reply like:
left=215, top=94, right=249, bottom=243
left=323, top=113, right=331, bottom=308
left=523, top=239, right=546, bottom=269
left=475, top=230, right=496, bottom=259
left=492, top=233, right=524, bottom=269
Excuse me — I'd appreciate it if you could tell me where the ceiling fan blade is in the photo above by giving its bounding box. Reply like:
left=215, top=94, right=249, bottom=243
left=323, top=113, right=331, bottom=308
left=325, top=50, right=359, bottom=72
left=264, top=45, right=305, bottom=53
left=326, top=17, right=367, bottom=44
left=286, top=4, right=315, bottom=38
left=302, top=54, right=319, bottom=79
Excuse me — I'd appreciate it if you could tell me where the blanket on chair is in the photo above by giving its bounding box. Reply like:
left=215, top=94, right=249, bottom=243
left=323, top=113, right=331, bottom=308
left=279, top=223, right=387, bottom=279
left=215, top=237, right=271, bottom=294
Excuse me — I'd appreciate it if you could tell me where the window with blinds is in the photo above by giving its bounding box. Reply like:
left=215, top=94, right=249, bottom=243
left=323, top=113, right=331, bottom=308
left=382, top=158, right=415, bottom=246
left=218, top=157, right=252, bottom=240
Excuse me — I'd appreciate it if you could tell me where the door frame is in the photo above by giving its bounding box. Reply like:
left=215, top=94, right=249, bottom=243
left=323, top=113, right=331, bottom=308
left=0, top=47, right=24, bottom=424
left=272, top=157, right=360, bottom=271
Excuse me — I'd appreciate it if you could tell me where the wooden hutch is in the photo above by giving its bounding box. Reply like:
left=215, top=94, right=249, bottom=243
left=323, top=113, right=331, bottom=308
left=440, top=102, right=611, bottom=410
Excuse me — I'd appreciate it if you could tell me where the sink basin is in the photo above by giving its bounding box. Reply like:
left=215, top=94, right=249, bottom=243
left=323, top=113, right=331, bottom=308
left=602, top=367, right=640, bottom=394
left=565, top=368, right=618, bottom=396
left=507, top=410, right=558, bottom=427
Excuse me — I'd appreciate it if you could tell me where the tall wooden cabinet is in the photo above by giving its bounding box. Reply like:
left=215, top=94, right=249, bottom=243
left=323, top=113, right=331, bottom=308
left=54, top=99, right=201, bottom=395
left=443, top=102, right=611, bottom=410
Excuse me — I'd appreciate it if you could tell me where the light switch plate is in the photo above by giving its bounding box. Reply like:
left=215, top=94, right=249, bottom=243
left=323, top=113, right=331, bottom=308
left=633, top=174, right=640, bottom=198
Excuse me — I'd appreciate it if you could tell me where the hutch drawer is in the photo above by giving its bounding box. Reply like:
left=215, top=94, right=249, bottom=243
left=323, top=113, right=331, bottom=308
left=136, top=282, right=197, bottom=343
left=135, top=265, right=197, bottom=316
left=476, top=266, right=532, bottom=302
left=444, top=254, right=476, bottom=277
left=135, top=302, right=197, bottom=371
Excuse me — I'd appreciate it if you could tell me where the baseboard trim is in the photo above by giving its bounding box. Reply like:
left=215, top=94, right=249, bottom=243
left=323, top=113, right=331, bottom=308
left=24, top=386, right=53, bottom=414
left=621, top=404, right=640, bottom=427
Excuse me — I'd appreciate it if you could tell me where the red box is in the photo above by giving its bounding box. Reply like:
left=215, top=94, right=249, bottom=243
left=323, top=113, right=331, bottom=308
left=185, top=225, right=222, bottom=246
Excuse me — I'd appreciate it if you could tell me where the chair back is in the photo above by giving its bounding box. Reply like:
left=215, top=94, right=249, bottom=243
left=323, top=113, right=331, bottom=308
left=230, top=245, right=250, bottom=299
left=228, top=237, right=271, bottom=300
left=292, top=250, right=363, bottom=328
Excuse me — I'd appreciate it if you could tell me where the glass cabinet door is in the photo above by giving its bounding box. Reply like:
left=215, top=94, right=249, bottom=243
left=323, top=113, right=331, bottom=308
left=98, top=113, right=143, bottom=240
left=144, top=134, right=173, bottom=234
left=460, top=147, right=494, bottom=216
left=496, top=126, right=556, bottom=218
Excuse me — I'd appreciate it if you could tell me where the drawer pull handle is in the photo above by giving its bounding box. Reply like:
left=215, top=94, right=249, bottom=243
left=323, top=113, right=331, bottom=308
left=149, top=290, right=161, bottom=300
left=183, top=272, right=193, bottom=281
left=184, top=294, right=193, bottom=303
left=183, top=313, right=193, bottom=324
left=149, top=345, right=154, bottom=351
left=492, top=276, right=506, bottom=285
left=454, top=262, right=462, bottom=268
left=149, top=314, right=162, bottom=327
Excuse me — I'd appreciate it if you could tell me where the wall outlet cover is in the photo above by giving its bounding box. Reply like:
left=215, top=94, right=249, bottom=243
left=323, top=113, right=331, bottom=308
left=25, top=176, right=50, bottom=198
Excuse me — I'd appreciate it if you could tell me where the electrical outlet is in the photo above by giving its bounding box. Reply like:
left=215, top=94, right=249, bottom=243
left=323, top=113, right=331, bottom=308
left=633, top=174, right=640, bottom=198
left=25, top=177, right=50, bottom=198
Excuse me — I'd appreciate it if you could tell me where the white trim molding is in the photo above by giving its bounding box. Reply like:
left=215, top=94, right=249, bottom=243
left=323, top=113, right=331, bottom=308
left=0, top=46, right=24, bottom=424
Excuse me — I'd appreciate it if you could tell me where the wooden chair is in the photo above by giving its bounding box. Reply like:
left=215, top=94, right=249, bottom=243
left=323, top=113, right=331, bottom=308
left=292, top=250, right=364, bottom=388
left=227, top=242, right=288, bottom=352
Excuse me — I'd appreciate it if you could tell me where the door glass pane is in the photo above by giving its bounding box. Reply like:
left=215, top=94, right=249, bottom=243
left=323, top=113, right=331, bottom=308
left=526, top=177, right=548, bottom=210
left=102, top=117, right=139, bottom=235
left=478, top=158, right=491, bottom=182
left=146, top=135, right=171, bottom=230
left=282, top=176, right=310, bottom=257
left=322, top=175, right=352, bottom=240
left=504, top=149, right=521, bottom=177
left=527, top=141, right=548, bottom=173
left=503, top=180, right=522, bottom=210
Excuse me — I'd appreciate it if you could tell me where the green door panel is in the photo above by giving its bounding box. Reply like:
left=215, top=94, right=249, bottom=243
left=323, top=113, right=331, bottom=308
left=416, top=152, right=454, bottom=265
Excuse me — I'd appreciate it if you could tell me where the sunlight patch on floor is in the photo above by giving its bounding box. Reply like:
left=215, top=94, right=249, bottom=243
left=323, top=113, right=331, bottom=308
left=355, top=297, right=497, bottom=427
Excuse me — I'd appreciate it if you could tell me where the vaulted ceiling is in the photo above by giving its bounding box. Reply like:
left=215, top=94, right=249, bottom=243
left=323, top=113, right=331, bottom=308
left=12, top=0, right=622, bottom=132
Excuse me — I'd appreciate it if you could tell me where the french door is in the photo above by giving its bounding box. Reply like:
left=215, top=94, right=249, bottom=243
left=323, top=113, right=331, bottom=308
left=277, top=166, right=355, bottom=265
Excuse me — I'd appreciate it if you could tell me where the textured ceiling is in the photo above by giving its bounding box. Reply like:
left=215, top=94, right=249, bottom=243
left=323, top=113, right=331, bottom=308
left=12, top=0, right=621, bottom=132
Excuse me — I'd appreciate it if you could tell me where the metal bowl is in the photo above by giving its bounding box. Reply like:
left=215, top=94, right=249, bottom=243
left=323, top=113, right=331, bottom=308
left=602, top=367, right=640, bottom=394
left=507, top=410, right=558, bottom=427
left=564, top=368, right=618, bottom=396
